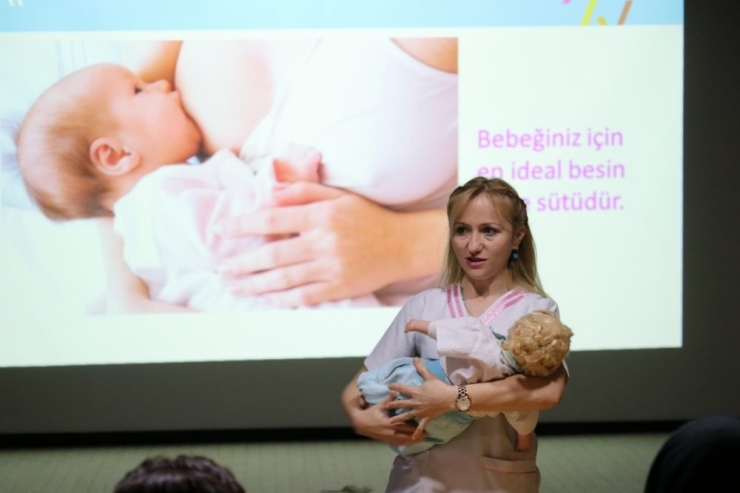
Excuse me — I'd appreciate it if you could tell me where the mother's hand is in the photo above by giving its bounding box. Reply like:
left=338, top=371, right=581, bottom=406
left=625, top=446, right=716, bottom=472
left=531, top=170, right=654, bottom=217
left=216, top=182, right=424, bottom=306
left=386, top=358, right=457, bottom=440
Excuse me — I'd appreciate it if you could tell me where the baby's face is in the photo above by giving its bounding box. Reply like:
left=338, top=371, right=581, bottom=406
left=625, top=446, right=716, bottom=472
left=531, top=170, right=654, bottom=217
left=88, top=64, right=202, bottom=167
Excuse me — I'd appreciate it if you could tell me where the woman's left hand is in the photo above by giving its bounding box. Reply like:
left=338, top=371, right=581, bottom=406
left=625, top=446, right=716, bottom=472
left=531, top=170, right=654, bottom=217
left=215, top=182, right=423, bottom=306
left=386, top=358, right=457, bottom=440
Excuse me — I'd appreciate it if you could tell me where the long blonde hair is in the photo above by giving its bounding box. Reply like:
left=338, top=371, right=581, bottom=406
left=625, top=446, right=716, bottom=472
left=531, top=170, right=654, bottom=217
left=439, top=176, right=546, bottom=296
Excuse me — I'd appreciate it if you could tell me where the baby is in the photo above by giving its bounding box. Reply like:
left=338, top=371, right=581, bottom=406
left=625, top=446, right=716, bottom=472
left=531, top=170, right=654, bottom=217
left=16, top=62, right=378, bottom=310
left=357, top=310, right=573, bottom=455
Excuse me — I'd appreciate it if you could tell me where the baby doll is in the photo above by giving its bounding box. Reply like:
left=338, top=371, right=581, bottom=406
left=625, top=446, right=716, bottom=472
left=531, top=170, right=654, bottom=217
left=358, top=310, right=573, bottom=455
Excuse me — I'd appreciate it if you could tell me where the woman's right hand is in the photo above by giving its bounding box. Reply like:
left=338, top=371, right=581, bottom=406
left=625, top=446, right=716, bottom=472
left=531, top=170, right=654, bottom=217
left=349, top=393, right=422, bottom=447
left=343, top=369, right=423, bottom=447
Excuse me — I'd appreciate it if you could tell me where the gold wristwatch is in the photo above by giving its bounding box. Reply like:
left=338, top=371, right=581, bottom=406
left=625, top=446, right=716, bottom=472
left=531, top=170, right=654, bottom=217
left=455, top=385, right=472, bottom=411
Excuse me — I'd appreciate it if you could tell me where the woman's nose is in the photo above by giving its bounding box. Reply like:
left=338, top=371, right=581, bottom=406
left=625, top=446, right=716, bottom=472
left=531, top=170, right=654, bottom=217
left=468, top=232, right=483, bottom=251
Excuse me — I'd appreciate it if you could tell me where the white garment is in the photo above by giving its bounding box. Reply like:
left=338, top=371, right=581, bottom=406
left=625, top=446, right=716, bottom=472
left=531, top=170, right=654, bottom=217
left=113, top=150, right=378, bottom=311
left=240, top=38, right=459, bottom=304
left=365, top=285, right=559, bottom=493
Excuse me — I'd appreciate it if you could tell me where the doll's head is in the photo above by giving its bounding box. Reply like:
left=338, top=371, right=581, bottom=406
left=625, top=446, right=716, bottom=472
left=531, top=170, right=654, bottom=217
left=16, top=63, right=201, bottom=220
left=501, top=310, right=573, bottom=377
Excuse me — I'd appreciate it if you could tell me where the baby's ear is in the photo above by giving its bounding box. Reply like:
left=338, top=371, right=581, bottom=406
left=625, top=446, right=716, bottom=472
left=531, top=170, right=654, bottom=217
left=90, top=137, right=140, bottom=176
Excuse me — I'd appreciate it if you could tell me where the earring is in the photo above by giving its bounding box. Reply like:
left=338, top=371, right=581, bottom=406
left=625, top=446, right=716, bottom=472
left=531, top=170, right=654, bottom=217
left=511, top=248, right=519, bottom=260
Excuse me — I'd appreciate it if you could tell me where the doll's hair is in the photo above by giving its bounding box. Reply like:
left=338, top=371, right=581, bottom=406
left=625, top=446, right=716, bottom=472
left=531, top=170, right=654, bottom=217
left=114, top=455, right=246, bottom=493
left=440, top=176, right=545, bottom=296
left=501, top=310, right=573, bottom=377
left=16, top=64, right=119, bottom=220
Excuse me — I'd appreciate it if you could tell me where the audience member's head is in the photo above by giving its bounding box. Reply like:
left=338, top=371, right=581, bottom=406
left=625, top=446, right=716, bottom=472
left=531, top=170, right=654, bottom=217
left=114, top=455, right=245, bottom=493
left=644, top=415, right=740, bottom=493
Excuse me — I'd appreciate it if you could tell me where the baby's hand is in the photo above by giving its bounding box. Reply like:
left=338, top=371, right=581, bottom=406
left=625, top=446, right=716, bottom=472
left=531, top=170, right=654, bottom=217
left=272, top=143, right=322, bottom=184
left=405, top=319, right=430, bottom=335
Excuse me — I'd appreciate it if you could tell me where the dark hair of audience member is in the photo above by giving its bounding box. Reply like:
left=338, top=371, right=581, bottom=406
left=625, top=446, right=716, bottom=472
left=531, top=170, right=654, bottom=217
left=644, top=415, right=740, bottom=493
left=114, top=455, right=246, bottom=493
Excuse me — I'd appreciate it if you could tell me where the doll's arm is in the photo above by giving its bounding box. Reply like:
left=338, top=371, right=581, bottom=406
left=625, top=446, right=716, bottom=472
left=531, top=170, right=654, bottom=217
left=434, top=317, right=499, bottom=362
left=504, top=409, right=540, bottom=452
left=404, top=319, right=432, bottom=337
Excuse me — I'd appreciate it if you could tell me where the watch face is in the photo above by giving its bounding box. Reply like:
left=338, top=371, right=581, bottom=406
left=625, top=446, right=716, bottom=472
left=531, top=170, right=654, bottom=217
left=456, top=395, right=471, bottom=412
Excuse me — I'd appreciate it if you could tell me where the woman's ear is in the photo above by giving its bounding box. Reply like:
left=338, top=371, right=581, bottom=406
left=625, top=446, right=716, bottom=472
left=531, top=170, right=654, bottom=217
left=513, top=227, right=527, bottom=248
left=90, top=137, right=141, bottom=176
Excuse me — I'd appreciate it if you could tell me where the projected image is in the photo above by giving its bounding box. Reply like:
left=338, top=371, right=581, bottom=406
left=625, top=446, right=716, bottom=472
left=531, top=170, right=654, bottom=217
left=1, top=38, right=459, bottom=322
left=0, top=16, right=683, bottom=367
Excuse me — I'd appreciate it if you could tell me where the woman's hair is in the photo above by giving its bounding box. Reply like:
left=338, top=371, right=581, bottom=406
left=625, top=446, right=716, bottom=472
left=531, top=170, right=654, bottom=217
left=439, top=176, right=545, bottom=295
left=114, top=455, right=246, bottom=493
left=16, top=67, right=116, bottom=220
left=501, top=310, right=573, bottom=377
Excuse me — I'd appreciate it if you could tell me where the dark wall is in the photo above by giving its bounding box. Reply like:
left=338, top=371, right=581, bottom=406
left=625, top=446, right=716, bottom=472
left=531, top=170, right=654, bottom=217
left=1, top=1, right=739, bottom=434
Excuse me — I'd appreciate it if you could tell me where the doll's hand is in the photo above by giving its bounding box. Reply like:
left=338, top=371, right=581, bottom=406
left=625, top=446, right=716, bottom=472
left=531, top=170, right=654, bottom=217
left=405, top=319, right=431, bottom=335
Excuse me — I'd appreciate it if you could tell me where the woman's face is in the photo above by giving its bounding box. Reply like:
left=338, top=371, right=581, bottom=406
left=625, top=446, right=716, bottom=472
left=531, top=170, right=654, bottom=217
left=451, top=194, right=524, bottom=286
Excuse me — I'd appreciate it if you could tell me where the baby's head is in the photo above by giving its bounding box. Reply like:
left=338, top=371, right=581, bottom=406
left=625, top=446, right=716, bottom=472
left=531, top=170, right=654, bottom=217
left=17, top=63, right=202, bottom=220
left=501, top=310, right=573, bottom=377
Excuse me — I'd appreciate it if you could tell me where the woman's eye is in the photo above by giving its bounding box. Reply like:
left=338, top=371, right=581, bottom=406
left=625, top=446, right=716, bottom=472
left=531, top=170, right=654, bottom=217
left=454, top=226, right=467, bottom=235
left=483, top=227, right=497, bottom=235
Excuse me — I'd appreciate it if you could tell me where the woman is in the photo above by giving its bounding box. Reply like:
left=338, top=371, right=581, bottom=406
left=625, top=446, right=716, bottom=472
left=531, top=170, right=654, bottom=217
left=342, top=177, right=568, bottom=492
left=102, top=37, right=458, bottom=312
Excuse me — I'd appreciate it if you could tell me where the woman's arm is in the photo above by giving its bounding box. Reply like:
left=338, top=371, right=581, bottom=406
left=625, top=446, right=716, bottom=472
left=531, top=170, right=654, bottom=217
left=342, top=367, right=422, bottom=447
left=98, top=218, right=193, bottom=314
left=391, top=38, right=458, bottom=74
left=385, top=358, right=567, bottom=439
left=466, top=364, right=568, bottom=413
left=216, top=183, right=448, bottom=306
left=121, top=41, right=183, bottom=85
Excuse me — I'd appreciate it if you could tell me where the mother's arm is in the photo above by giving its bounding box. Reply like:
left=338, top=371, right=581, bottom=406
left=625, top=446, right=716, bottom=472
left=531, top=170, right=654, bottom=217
left=465, top=365, right=568, bottom=412
left=391, top=38, right=458, bottom=74
left=121, top=40, right=182, bottom=85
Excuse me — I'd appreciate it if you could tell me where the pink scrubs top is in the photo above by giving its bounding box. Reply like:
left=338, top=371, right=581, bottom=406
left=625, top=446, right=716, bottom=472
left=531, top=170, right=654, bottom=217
left=364, top=284, right=560, bottom=493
